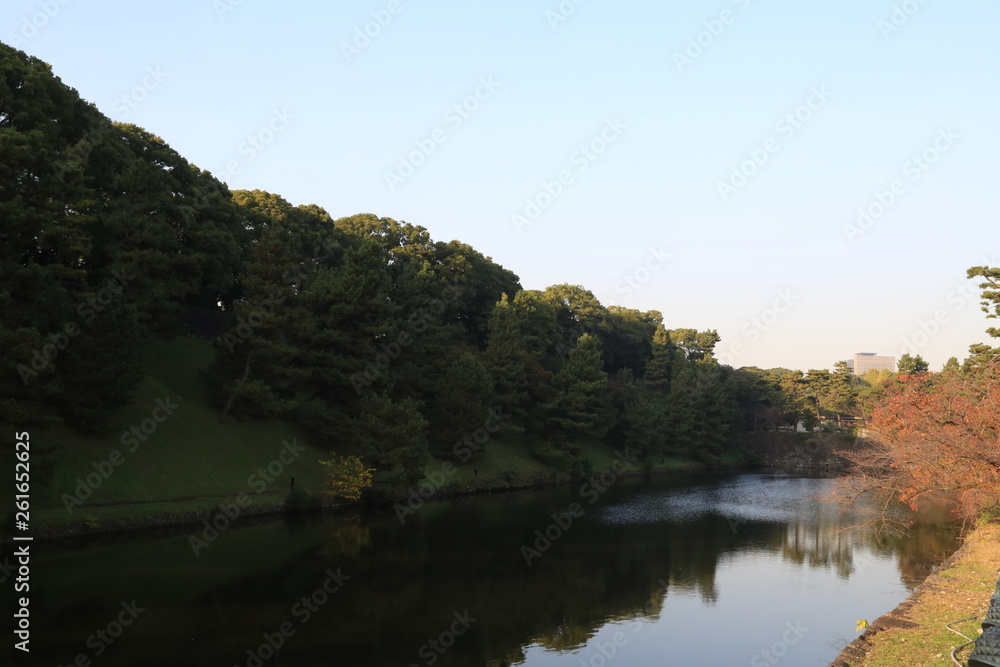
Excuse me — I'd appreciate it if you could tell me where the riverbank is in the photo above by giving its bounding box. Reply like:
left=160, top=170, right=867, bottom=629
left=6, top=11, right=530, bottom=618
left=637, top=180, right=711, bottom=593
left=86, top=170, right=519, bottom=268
left=2, top=337, right=742, bottom=542
left=830, top=519, right=1000, bottom=667
left=7, top=455, right=717, bottom=542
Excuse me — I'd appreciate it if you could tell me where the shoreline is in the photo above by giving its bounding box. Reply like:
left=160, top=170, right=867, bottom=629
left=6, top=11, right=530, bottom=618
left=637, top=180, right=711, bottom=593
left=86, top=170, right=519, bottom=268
left=4, top=458, right=723, bottom=543
left=829, top=520, right=1000, bottom=666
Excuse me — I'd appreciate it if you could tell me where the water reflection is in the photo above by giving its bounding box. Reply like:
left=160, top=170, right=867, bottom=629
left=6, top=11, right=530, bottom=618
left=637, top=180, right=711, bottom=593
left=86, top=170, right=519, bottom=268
left=21, top=473, right=958, bottom=666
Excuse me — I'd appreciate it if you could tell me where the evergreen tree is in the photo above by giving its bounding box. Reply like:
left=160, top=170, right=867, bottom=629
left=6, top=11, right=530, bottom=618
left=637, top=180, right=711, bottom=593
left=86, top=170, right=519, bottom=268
left=426, top=352, right=495, bottom=459
left=483, top=294, right=531, bottom=427
left=352, top=393, right=429, bottom=484
left=541, top=334, right=612, bottom=461
left=615, top=369, right=666, bottom=464
left=942, top=356, right=961, bottom=374
left=56, top=299, right=145, bottom=432
left=896, top=353, right=929, bottom=375
left=643, top=324, right=676, bottom=394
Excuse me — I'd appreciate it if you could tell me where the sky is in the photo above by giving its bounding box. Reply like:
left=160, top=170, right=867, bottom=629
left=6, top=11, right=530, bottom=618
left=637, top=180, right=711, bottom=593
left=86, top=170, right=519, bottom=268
left=4, top=0, right=999, bottom=371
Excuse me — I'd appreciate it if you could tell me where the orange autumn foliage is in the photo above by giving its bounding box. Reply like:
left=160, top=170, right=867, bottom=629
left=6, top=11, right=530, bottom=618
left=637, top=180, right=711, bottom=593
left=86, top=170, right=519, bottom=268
left=838, top=361, right=1000, bottom=525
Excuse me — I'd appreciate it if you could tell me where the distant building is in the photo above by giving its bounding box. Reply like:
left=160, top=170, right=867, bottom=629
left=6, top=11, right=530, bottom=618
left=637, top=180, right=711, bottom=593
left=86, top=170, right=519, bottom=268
left=852, top=352, right=895, bottom=376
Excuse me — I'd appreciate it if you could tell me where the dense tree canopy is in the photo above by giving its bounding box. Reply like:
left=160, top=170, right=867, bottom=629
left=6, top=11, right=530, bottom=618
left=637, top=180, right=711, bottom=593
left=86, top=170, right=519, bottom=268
left=16, top=41, right=996, bottom=509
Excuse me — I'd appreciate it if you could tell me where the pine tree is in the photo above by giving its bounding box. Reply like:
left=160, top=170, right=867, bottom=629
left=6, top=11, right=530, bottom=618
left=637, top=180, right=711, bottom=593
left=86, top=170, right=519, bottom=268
left=426, top=352, right=495, bottom=458
left=352, top=393, right=429, bottom=484
left=643, top=324, right=676, bottom=394
left=542, top=334, right=612, bottom=458
left=617, top=369, right=666, bottom=464
left=483, top=294, right=531, bottom=427
left=56, top=299, right=145, bottom=432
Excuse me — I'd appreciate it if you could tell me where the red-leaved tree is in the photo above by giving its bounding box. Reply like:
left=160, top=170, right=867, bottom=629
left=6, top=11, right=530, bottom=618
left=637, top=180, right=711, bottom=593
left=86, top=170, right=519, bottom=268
left=836, top=360, right=1000, bottom=528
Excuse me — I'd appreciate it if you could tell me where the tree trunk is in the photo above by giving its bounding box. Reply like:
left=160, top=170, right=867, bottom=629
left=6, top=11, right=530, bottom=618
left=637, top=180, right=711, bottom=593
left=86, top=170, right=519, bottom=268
left=219, top=355, right=252, bottom=424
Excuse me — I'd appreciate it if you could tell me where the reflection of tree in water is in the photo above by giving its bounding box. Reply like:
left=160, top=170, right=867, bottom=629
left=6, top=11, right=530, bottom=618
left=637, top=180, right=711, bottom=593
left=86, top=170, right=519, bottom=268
left=153, top=481, right=961, bottom=666
left=878, top=521, right=960, bottom=589
left=319, top=512, right=371, bottom=558
left=779, top=512, right=858, bottom=577
left=773, top=497, right=958, bottom=583
left=516, top=503, right=957, bottom=659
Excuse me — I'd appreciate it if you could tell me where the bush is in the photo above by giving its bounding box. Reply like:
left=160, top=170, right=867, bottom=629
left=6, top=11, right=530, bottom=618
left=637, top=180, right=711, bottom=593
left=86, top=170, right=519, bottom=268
left=285, top=487, right=319, bottom=513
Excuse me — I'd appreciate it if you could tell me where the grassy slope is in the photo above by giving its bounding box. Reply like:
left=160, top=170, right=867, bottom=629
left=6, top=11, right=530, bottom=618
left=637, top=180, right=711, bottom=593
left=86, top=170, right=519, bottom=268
left=839, top=520, right=1000, bottom=666
left=27, top=337, right=332, bottom=533
left=15, top=337, right=707, bottom=536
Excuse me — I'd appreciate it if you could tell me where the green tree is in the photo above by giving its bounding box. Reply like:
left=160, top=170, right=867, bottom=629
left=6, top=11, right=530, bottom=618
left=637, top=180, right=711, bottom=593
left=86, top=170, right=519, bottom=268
left=482, top=294, right=532, bottom=427
left=426, top=352, right=495, bottom=459
left=942, top=356, right=961, bottom=374
left=542, top=284, right=609, bottom=360
left=541, top=334, right=612, bottom=462
left=968, top=265, right=1000, bottom=338
left=643, top=324, right=676, bottom=394
left=819, top=361, right=860, bottom=426
left=667, top=328, right=720, bottom=362
left=896, top=353, right=929, bottom=375
left=965, top=266, right=1000, bottom=368
left=56, top=299, right=145, bottom=432
left=663, top=362, right=737, bottom=463
left=352, top=393, right=429, bottom=484
left=603, top=307, right=661, bottom=375
left=613, top=369, right=666, bottom=464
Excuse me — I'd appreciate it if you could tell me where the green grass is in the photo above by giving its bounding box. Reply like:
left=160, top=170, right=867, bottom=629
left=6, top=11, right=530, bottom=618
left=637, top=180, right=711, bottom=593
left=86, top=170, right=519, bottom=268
left=434, top=433, right=703, bottom=496
left=8, top=336, right=711, bottom=536
left=20, top=337, right=333, bottom=535
left=844, top=522, right=1000, bottom=667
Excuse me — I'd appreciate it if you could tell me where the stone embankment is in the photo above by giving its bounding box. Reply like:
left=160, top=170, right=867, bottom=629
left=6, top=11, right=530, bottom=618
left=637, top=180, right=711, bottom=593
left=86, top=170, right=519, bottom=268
left=737, top=431, right=858, bottom=472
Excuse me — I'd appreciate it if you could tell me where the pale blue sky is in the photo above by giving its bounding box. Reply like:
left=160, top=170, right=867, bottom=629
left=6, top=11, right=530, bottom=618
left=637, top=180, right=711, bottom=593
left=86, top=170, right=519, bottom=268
left=5, top=0, right=999, bottom=370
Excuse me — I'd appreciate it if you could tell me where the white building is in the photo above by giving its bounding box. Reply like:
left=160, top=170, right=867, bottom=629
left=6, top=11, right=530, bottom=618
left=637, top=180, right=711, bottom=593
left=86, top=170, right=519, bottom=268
left=851, top=352, right=895, bottom=376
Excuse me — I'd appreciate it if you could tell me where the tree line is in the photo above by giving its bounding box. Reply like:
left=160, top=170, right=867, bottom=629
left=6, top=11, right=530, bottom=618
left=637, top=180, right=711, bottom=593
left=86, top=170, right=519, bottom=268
left=3, top=42, right=997, bottom=506
left=0, top=43, right=750, bottom=489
